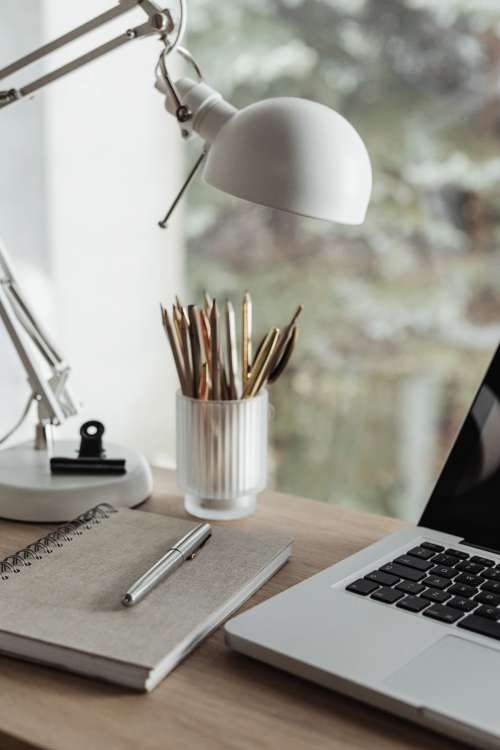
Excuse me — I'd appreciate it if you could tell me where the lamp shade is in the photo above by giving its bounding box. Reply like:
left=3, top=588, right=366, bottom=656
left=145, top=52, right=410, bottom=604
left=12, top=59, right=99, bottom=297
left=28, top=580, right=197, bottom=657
left=203, top=97, right=372, bottom=225
left=158, top=77, right=373, bottom=225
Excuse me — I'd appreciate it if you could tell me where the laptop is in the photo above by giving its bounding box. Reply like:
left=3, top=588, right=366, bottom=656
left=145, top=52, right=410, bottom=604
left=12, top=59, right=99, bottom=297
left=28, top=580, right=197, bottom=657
left=225, top=345, right=500, bottom=749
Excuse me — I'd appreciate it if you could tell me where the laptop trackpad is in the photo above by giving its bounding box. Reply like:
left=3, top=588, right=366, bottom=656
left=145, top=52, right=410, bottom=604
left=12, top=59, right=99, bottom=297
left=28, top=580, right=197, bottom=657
left=384, top=635, right=500, bottom=730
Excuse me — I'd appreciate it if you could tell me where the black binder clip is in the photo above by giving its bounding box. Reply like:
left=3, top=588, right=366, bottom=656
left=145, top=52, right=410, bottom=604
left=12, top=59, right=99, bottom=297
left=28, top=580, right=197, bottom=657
left=50, top=421, right=127, bottom=475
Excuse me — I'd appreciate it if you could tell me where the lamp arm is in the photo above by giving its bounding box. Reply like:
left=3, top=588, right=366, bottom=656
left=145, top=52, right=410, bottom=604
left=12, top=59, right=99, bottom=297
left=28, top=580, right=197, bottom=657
left=0, top=242, right=78, bottom=438
left=0, top=0, right=174, bottom=109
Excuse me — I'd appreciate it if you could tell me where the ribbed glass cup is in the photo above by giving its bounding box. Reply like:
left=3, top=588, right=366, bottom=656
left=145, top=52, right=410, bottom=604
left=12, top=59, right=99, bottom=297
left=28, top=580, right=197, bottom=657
left=176, top=389, right=268, bottom=520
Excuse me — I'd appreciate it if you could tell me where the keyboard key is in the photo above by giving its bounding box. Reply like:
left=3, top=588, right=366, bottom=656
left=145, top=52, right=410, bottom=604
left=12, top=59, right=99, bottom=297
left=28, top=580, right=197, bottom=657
left=432, top=554, right=458, bottom=567
left=455, top=573, right=484, bottom=588
left=395, top=580, right=425, bottom=595
left=424, top=575, right=450, bottom=590
left=421, top=588, right=450, bottom=604
left=483, top=569, right=500, bottom=583
left=397, top=596, right=429, bottom=613
left=470, top=555, right=495, bottom=567
left=394, top=555, right=433, bottom=572
left=458, top=614, right=500, bottom=640
left=447, top=597, right=477, bottom=613
left=423, top=604, right=463, bottom=624
left=380, top=563, right=425, bottom=582
left=482, top=580, right=500, bottom=594
left=445, top=548, right=469, bottom=560
left=456, top=561, right=485, bottom=575
left=476, top=605, right=500, bottom=621
left=407, top=546, right=436, bottom=561
left=421, top=542, right=444, bottom=552
left=475, top=591, right=500, bottom=607
left=448, top=583, right=478, bottom=598
left=346, top=579, right=379, bottom=596
left=429, top=565, right=455, bottom=579
left=371, top=587, right=404, bottom=604
left=366, top=570, right=399, bottom=587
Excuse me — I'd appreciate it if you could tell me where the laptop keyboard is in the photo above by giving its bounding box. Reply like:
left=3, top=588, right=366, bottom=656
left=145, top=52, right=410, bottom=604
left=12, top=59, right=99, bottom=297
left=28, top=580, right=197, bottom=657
left=345, top=542, right=500, bottom=642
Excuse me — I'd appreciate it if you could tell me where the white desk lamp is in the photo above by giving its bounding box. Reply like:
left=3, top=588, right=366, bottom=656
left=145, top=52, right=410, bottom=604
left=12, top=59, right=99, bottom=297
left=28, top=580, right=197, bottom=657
left=0, top=0, right=372, bottom=522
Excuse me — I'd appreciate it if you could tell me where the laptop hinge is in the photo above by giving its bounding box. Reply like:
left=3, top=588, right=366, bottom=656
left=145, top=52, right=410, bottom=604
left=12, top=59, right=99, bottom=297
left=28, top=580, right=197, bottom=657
left=459, top=539, right=500, bottom=556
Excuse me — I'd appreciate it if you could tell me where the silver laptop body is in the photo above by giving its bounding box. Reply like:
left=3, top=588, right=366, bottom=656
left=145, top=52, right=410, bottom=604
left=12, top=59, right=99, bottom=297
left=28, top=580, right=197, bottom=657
left=225, top=346, right=500, bottom=750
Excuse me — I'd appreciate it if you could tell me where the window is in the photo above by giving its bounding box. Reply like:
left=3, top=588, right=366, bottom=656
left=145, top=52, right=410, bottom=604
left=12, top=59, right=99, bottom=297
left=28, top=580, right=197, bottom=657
left=186, top=0, right=500, bottom=520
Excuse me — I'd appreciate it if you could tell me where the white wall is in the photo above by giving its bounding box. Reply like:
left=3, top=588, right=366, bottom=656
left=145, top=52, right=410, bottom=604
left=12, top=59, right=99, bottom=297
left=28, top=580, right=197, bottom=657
left=0, top=2, right=49, bottom=445
left=1, top=1, right=185, bottom=465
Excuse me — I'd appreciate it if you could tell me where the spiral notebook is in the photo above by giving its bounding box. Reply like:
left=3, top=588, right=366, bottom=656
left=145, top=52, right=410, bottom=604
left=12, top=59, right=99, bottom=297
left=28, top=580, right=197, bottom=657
left=0, top=504, right=292, bottom=691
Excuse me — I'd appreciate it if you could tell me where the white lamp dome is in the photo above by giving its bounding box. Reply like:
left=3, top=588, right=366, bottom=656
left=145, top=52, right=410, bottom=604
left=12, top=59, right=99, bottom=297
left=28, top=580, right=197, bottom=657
left=203, top=97, right=372, bottom=225
left=158, top=77, right=373, bottom=225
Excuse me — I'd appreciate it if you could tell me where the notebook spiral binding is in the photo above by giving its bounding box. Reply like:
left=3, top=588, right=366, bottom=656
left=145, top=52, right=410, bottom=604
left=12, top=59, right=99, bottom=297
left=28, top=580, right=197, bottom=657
left=0, top=503, right=116, bottom=581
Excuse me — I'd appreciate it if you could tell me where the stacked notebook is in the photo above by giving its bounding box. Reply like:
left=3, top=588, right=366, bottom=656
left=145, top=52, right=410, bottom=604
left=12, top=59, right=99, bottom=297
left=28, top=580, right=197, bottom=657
left=0, top=504, right=292, bottom=691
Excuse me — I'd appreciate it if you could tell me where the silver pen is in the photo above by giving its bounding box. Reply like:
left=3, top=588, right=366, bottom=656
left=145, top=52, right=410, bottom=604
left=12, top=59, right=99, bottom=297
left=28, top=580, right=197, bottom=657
left=122, top=522, right=212, bottom=607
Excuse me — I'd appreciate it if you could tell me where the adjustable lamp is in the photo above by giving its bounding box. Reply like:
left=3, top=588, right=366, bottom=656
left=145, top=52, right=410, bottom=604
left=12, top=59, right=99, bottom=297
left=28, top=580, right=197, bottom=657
left=0, top=0, right=372, bottom=522
left=157, top=76, right=372, bottom=225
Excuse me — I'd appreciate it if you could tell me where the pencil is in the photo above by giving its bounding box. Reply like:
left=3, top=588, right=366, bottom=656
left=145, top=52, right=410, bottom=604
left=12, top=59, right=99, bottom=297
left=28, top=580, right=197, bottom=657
left=242, top=291, right=252, bottom=386
left=251, top=333, right=267, bottom=368
left=179, top=310, right=193, bottom=397
left=160, top=305, right=188, bottom=395
left=221, top=357, right=230, bottom=400
left=225, top=300, right=238, bottom=399
left=203, top=290, right=212, bottom=315
left=199, top=361, right=209, bottom=400
left=199, top=308, right=212, bottom=370
left=268, top=325, right=298, bottom=384
left=210, top=300, right=221, bottom=400
left=262, top=304, right=303, bottom=384
left=188, top=305, right=202, bottom=397
left=242, top=328, right=279, bottom=398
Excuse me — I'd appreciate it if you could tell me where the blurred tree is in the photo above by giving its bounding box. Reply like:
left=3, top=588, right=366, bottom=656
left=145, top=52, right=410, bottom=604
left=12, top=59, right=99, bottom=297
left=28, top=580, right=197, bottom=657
left=184, top=0, right=500, bottom=519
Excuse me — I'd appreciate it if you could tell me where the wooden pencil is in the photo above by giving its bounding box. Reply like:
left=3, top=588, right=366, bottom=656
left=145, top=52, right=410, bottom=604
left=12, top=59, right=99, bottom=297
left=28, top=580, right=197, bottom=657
left=199, top=362, right=209, bottom=400
left=160, top=305, right=188, bottom=395
left=210, top=300, right=221, bottom=400
left=188, top=305, right=202, bottom=398
left=199, top=308, right=212, bottom=370
left=179, top=311, right=193, bottom=397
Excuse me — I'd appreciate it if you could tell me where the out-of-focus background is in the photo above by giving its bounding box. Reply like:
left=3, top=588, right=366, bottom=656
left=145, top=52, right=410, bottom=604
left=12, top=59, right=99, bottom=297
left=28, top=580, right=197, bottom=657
left=185, top=0, right=500, bottom=520
left=1, top=0, right=500, bottom=522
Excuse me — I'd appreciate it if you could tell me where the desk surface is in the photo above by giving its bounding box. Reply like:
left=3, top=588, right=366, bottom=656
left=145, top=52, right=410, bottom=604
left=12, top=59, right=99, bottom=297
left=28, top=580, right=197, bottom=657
left=0, top=469, right=460, bottom=750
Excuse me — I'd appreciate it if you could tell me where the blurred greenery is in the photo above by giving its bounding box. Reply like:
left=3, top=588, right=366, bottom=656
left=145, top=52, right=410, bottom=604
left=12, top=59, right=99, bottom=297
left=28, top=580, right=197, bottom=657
left=184, top=0, right=500, bottom=520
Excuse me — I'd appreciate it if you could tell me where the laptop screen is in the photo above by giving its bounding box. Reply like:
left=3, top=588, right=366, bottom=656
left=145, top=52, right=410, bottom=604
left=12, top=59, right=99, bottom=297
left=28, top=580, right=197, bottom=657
left=419, top=345, right=500, bottom=550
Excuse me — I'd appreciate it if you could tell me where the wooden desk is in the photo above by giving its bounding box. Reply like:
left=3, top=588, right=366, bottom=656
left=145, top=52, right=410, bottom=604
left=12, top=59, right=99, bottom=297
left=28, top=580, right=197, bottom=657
left=0, top=469, right=460, bottom=750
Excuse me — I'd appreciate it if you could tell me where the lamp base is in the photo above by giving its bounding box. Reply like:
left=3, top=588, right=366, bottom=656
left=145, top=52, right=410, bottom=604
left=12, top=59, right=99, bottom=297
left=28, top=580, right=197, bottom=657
left=0, top=440, right=153, bottom=522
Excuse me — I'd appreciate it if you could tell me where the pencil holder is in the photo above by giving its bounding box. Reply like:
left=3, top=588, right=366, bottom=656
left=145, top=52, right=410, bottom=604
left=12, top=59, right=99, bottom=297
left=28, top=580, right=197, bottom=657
left=176, top=389, right=268, bottom=520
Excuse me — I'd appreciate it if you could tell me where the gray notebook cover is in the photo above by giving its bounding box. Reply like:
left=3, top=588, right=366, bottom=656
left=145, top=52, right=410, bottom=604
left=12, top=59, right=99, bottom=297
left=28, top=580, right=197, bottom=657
left=0, top=507, right=292, bottom=690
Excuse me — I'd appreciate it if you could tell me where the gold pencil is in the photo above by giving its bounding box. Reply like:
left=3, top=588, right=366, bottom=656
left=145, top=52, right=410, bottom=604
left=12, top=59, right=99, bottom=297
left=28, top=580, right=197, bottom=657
left=262, top=304, right=303, bottom=384
left=242, top=327, right=279, bottom=398
left=225, top=300, right=238, bottom=399
left=242, top=291, right=252, bottom=386
left=268, top=325, right=298, bottom=384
